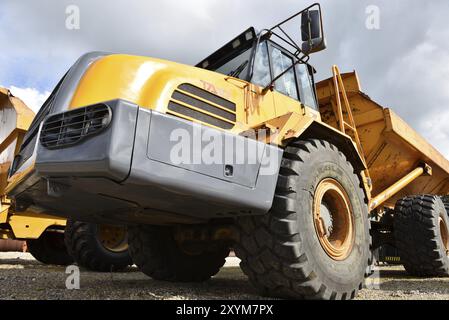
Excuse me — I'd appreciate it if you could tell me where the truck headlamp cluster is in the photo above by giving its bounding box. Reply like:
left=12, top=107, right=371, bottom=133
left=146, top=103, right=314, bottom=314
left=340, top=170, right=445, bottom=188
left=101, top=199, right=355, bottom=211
left=40, top=104, right=112, bottom=149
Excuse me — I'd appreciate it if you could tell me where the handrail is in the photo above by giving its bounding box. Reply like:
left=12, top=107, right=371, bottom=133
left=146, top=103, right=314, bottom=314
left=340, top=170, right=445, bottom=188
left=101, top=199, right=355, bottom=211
left=331, top=65, right=372, bottom=188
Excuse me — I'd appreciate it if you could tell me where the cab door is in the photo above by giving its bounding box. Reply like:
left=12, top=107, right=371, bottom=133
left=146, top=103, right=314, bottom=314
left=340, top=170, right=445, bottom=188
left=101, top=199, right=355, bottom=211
left=266, top=41, right=320, bottom=118
left=244, top=41, right=277, bottom=127
left=267, top=42, right=303, bottom=116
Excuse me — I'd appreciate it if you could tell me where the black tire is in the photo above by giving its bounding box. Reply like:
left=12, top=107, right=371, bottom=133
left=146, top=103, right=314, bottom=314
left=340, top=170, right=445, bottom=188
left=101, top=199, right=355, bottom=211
left=128, top=225, right=230, bottom=282
left=394, top=195, right=449, bottom=276
left=64, top=220, right=132, bottom=272
left=365, top=251, right=377, bottom=277
left=27, top=231, right=73, bottom=266
left=441, top=196, right=449, bottom=218
left=234, top=139, right=371, bottom=300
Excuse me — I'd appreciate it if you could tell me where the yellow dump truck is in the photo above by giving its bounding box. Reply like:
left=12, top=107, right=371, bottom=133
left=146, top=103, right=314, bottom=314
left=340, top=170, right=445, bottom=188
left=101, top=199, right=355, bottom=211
left=0, top=88, right=131, bottom=270
left=4, top=3, right=449, bottom=299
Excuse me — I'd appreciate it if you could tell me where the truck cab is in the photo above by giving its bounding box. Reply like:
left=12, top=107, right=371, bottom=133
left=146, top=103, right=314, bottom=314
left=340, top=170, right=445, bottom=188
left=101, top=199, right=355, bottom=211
left=197, top=26, right=319, bottom=115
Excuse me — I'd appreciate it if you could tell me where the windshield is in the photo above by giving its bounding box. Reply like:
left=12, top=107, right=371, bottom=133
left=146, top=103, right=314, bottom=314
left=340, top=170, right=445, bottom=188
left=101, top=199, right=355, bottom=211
left=196, top=27, right=257, bottom=80
left=212, top=47, right=252, bottom=79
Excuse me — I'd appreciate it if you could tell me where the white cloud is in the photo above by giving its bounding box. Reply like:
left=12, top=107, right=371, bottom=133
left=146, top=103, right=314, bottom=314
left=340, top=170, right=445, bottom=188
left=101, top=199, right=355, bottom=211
left=421, top=110, right=449, bottom=160
left=8, top=86, right=50, bottom=113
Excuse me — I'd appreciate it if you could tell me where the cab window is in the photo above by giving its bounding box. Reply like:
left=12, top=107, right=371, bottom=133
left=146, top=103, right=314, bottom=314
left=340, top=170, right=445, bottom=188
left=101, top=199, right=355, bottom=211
left=269, top=45, right=298, bottom=100
left=252, top=42, right=271, bottom=87
left=296, top=64, right=318, bottom=110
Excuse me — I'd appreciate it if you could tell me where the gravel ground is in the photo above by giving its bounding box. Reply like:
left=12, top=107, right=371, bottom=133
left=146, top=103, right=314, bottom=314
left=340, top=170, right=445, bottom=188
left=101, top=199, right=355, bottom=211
left=0, top=252, right=448, bottom=300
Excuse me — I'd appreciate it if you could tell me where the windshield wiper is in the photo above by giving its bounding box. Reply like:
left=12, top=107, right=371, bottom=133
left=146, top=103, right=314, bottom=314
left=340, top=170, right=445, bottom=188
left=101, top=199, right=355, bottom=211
left=228, top=60, right=249, bottom=78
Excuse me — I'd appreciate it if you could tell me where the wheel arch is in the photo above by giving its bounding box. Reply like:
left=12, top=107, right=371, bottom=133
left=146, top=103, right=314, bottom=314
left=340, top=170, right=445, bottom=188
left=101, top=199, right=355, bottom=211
left=291, top=121, right=366, bottom=173
left=284, top=120, right=370, bottom=202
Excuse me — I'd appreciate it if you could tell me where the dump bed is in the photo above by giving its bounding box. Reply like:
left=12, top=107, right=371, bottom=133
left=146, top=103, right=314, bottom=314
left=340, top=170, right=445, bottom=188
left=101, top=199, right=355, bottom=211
left=316, top=72, right=449, bottom=207
left=0, top=88, right=34, bottom=195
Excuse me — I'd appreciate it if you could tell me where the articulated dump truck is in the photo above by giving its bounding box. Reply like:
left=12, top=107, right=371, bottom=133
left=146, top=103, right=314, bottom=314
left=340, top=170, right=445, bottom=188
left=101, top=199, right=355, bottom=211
left=4, top=3, right=449, bottom=299
left=0, top=88, right=131, bottom=270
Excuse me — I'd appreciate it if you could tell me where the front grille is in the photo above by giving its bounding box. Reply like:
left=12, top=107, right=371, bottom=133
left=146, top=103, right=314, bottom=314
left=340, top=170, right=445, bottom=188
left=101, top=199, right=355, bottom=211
left=168, top=83, right=236, bottom=130
left=40, top=104, right=112, bottom=149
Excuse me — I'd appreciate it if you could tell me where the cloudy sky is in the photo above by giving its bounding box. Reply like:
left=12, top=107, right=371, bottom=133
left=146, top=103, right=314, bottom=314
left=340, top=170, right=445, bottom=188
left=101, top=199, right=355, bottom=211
left=1, top=0, right=449, bottom=156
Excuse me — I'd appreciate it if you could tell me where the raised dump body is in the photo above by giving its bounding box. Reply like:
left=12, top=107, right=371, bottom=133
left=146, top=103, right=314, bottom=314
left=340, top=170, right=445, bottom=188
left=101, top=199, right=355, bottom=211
left=0, top=88, right=34, bottom=196
left=0, top=91, right=30, bottom=252
left=0, top=89, right=66, bottom=241
left=316, top=71, right=449, bottom=208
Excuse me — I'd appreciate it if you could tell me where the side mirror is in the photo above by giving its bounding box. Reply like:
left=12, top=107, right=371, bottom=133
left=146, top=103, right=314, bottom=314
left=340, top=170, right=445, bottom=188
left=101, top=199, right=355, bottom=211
left=301, top=9, right=326, bottom=54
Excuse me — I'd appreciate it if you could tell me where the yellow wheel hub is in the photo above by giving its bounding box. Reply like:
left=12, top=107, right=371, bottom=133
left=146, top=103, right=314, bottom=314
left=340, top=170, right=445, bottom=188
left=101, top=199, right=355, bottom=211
left=97, top=224, right=128, bottom=253
left=440, top=216, right=449, bottom=256
left=313, top=179, right=355, bottom=261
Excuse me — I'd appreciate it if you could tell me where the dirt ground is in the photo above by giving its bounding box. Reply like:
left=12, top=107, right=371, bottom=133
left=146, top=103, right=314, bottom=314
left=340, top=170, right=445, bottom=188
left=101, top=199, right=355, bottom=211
left=0, top=252, right=447, bottom=300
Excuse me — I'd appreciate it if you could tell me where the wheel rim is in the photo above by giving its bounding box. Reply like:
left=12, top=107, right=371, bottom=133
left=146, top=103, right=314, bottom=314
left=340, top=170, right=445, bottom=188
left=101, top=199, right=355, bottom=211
left=440, top=216, right=449, bottom=256
left=313, top=178, right=355, bottom=261
left=97, top=225, right=129, bottom=253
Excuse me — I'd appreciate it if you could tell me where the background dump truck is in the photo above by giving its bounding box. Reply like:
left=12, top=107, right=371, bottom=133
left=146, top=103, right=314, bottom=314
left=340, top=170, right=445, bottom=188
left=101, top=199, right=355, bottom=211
left=4, top=3, right=449, bottom=299
left=0, top=88, right=132, bottom=270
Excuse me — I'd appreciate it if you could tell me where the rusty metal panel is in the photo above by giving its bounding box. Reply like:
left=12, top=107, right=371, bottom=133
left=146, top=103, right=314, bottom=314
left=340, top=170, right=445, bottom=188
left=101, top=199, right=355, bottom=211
left=317, top=71, right=449, bottom=206
left=0, top=239, right=26, bottom=252
left=0, top=88, right=35, bottom=194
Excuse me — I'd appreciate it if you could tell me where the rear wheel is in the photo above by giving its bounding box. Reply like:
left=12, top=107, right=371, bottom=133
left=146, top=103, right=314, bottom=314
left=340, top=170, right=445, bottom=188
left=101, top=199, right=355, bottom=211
left=441, top=195, right=449, bottom=218
left=234, top=139, right=371, bottom=299
left=128, top=225, right=230, bottom=282
left=64, top=220, right=132, bottom=272
left=27, top=231, right=73, bottom=266
left=394, top=195, right=449, bottom=276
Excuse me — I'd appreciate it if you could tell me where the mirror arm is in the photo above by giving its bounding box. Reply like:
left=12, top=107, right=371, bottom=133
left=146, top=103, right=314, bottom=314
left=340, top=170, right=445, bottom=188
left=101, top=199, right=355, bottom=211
left=278, top=26, right=302, bottom=53
left=269, top=2, right=320, bottom=31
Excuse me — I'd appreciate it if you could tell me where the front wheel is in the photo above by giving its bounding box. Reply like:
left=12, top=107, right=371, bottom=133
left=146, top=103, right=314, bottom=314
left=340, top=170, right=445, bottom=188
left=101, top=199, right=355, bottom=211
left=64, top=220, right=132, bottom=272
left=128, top=225, right=230, bottom=282
left=234, top=139, right=371, bottom=300
left=27, top=231, right=73, bottom=266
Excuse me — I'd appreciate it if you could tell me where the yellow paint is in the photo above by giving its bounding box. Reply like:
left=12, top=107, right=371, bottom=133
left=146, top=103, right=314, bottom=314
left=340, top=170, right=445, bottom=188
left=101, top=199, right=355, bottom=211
left=245, top=83, right=277, bottom=125
left=317, top=70, right=449, bottom=207
left=4, top=161, right=35, bottom=194
left=0, top=88, right=35, bottom=195
left=0, top=88, right=35, bottom=132
left=70, top=55, right=250, bottom=133
left=0, top=199, right=9, bottom=223
left=0, top=230, right=14, bottom=240
left=8, top=211, right=66, bottom=240
left=1, top=88, right=67, bottom=241
left=369, top=166, right=426, bottom=210
left=69, top=54, right=322, bottom=142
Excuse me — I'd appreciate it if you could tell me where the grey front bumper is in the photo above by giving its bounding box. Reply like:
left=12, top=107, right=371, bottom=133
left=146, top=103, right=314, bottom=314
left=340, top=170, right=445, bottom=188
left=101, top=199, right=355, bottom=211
left=10, top=100, right=283, bottom=224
